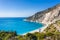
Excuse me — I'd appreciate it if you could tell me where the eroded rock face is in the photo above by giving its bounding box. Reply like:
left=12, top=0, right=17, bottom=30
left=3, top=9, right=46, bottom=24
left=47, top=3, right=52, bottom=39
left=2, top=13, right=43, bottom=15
left=26, top=4, right=60, bottom=24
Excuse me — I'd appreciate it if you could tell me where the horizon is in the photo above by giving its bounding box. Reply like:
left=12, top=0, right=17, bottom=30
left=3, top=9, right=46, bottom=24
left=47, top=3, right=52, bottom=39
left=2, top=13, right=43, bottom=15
left=0, top=0, right=60, bottom=17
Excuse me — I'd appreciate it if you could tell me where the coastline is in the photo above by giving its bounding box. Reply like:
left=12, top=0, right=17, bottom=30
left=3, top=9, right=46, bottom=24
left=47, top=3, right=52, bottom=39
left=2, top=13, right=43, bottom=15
left=22, top=25, right=47, bottom=35
left=23, top=19, right=45, bottom=35
left=23, top=19, right=55, bottom=35
left=22, top=28, right=40, bottom=35
left=22, top=23, right=50, bottom=35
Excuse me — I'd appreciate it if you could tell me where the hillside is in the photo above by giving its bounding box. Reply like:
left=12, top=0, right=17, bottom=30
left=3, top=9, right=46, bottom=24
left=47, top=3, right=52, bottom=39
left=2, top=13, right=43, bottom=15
left=43, top=20, right=60, bottom=33
left=26, top=4, right=60, bottom=24
left=0, top=30, right=60, bottom=40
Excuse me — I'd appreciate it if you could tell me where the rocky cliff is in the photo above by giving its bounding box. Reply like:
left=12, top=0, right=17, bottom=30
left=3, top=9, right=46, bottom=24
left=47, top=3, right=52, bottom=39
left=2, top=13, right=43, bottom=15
left=26, top=4, right=60, bottom=24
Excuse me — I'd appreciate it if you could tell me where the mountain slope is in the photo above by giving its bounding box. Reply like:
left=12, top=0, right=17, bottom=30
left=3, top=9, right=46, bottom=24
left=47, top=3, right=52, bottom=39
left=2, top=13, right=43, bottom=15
left=26, top=4, right=60, bottom=24
left=43, top=20, right=60, bottom=33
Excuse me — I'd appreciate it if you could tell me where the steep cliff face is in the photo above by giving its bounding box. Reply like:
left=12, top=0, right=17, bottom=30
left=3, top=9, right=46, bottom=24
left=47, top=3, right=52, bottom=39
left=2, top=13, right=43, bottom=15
left=26, top=4, right=60, bottom=24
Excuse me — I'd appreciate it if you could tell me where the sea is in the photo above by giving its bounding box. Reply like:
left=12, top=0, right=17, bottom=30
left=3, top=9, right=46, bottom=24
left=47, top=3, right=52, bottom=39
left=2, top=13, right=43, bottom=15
left=0, top=17, right=43, bottom=35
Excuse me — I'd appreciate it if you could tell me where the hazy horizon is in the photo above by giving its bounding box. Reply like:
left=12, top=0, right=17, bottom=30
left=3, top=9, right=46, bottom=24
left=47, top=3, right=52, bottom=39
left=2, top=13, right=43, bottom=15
left=0, top=0, right=60, bottom=17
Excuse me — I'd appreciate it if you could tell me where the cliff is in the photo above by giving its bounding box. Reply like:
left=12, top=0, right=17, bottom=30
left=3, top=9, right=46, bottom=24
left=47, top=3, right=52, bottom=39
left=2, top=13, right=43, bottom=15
left=26, top=4, right=60, bottom=24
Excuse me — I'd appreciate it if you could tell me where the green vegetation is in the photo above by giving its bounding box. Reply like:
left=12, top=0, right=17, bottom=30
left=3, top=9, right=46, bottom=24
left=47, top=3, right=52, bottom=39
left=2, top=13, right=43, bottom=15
left=56, top=20, right=60, bottom=26
left=0, top=31, right=60, bottom=40
left=43, top=20, right=60, bottom=33
left=43, top=24, right=58, bottom=33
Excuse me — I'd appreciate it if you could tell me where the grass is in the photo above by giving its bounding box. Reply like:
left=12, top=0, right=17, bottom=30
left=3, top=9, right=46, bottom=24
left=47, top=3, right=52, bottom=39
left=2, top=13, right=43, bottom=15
left=43, top=24, right=58, bottom=33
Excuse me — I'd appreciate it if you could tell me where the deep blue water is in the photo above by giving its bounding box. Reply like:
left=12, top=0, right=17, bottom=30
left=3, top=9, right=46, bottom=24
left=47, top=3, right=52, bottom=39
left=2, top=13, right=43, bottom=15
left=0, top=18, right=43, bottom=35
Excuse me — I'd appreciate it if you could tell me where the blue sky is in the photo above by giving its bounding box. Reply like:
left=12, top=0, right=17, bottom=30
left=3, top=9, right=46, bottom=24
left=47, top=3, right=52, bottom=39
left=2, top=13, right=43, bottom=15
left=0, top=0, right=60, bottom=17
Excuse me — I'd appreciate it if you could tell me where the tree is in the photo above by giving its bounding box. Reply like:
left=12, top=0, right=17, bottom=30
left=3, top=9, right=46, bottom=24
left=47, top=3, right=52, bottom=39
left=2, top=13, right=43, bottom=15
left=25, top=33, right=37, bottom=40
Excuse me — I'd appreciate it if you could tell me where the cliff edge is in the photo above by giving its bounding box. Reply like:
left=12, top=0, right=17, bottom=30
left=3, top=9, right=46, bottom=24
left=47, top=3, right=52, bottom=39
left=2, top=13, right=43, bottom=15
left=26, top=4, right=60, bottom=24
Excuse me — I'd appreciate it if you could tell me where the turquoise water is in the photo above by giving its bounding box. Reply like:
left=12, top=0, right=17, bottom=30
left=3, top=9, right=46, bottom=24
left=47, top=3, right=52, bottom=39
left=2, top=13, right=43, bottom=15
left=0, top=18, right=43, bottom=35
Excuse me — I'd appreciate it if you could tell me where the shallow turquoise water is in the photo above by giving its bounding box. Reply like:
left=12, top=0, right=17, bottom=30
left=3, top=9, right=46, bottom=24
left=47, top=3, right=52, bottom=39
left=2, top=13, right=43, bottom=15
left=0, top=18, right=43, bottom=35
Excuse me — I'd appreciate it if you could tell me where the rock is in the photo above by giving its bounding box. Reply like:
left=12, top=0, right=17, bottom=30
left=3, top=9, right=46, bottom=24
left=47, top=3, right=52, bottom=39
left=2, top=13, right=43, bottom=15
left=26, top=4, right=60, bottom=24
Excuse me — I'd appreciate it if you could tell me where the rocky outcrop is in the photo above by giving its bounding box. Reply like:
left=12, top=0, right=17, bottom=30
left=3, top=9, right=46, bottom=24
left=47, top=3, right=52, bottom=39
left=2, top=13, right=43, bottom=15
left=26, top=4, right=60, bottom=24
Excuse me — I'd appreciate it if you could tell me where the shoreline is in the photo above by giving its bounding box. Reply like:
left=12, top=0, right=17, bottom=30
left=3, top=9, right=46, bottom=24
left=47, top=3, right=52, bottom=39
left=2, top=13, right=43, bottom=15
left=23, top=19, right=55, bottom=35
left=22, top=23, right=47, bottom=35
left=22, top=23, right=50, bottom=35
left=22, top=28, right=40, bottom=35
left=23, top=19, right=46, bottom=35
left=23, top=19, right=54, bottom=35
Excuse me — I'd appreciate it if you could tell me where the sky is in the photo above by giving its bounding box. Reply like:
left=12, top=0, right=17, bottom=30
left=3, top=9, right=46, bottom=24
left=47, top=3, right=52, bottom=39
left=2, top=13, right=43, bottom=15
left=0, top=0, right=60, bottom=17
